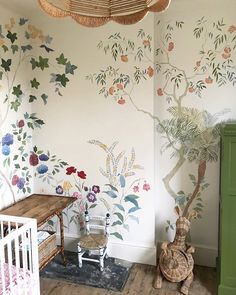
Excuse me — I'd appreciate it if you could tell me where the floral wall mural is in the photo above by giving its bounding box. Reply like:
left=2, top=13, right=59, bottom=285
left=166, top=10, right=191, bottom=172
left=0, top=16, right=76, bottom=207
left=0, top=12, right=152, bottom=248
left=1, top=0, right=236, bottom=266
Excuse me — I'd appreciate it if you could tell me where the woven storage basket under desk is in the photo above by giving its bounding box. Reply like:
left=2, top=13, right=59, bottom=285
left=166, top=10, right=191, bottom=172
left=38, top=231, right=57, bottom=267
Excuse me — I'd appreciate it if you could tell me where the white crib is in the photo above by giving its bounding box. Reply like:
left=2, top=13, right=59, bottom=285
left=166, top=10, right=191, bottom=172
left=0, top=214, right=40, bottom=295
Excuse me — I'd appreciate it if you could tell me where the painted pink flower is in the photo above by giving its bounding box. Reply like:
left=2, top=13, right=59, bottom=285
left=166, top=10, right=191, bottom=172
left=77, top=170, right=86, bottom=179
left=18, top=120, right=25, bottom=128
left=143, top=182, right=150, bottom=191
left=12, top=175, right=19, bottom=186
left=80, top=204, right=85, bottom=212
left=72, top=192, right=83, bottom=199
left=133, top=185, right=139, bottom=193
left=29, top=153, right=39, bottom=166
left=66, top=166, right=77, bottom=175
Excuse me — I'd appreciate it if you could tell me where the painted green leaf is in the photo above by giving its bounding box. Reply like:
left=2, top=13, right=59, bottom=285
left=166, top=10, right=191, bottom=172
left=48, top=220, right=54, bottom=226
left=56, top=74, right=69, bottom=87
left=114, top=203, right=125, bottom=211
left=123, top=224, right=129, bottom=231
left=41, top=94, right=48, bottom=105
left=0, top=71, right=3, bottom=80
left=11, top=100, right=21, bottom=111
left=7, top=31, right=17, bottom=43
left=38, top=56, right=49, bottom=70
left=119, top=174, right=126, bottom=188
left=40, top=44, right=54, bottom=53
left=89, top=204, right=97, bottom=209
left=12, top=85, right=23, bottom=97
left=45, top=35, right=53, bottom=44
left=1, top=58, right=11, bottom=72
left=128, top=206, right=141, bottom=213
left=112, top=220, right=122, bottom=226
left=65, top=62, right=77, bottom=74
left=30, top=58, right=38, bottom=69
left=105, top=184, right=118, bottom=192
left=11, top=45, right=18, bottom=54
left=56, top=53, right=67, bottom=65
left=29, top=95, right=37, bottom=103
left=103, top=190, right=118, bottom=198
left=30, top=78, right=40, bottom=89
left=110, top=232, right=123, bottom=240
left=2, top=45, right=8, bottom=52
left=21, top=45, right=32, bottom=52
left=114, top=212, right=124, bottom=223
left=19, top=18, right=28, bottom=26
left=25, top=31, right=30, bottom=39
left=124, top=194, right=139, bottom=207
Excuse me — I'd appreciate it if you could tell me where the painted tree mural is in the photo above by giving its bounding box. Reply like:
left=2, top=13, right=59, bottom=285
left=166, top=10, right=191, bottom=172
left=87, top=18, right=236, bottom=226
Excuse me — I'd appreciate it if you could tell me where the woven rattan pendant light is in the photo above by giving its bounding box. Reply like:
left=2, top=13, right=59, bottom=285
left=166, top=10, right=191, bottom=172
left=38, top=0, right=171, bottom=27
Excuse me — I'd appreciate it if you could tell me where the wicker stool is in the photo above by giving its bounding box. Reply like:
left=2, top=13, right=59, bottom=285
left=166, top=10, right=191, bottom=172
left=77, top=211, right=110, bottom=271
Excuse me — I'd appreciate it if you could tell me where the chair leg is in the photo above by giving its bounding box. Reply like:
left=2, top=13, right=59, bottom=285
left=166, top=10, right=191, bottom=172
left=99, top=247, right=104, bottom=271
left=77, top=243, right=82, bottom=268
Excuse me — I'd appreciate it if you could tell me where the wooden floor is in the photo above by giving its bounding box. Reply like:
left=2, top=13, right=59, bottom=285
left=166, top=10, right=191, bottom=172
left=40, top=263, right=217, bottom=295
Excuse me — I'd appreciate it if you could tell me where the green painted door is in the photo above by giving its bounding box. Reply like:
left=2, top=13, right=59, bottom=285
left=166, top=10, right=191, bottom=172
left=218, top=124, right=236, bottom=295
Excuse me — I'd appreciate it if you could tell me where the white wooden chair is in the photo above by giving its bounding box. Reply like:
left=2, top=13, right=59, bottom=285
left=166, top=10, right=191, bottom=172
left=77, top=210, right=110, bottom=271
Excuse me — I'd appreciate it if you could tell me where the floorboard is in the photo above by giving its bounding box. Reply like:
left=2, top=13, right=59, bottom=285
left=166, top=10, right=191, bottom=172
left=40, top=263, right=217, bottom=295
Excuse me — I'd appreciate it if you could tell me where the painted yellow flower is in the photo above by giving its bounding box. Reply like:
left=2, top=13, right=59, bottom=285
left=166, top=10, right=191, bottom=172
left=0, top=39, right=5, bottom=47
left=63, top=181, right=73, bottom=192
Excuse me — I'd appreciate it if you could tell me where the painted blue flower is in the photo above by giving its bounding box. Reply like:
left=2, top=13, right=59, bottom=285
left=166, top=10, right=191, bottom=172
left=2, top=145, right=10, bottom=156
left=17, top=178, right=25, bottom=190
left=39, top=154, right=49, bottom=161
left=36, top=164, right=48, bottom=174
left=2, top=133, right=13, bottom=146
left=56, top=185, right=63, bottom=194
left=86, top=192, right=97, bottom=203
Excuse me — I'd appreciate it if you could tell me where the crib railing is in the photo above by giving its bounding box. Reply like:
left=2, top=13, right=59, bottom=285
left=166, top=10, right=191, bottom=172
left=0, top=214, right=40, bottom=295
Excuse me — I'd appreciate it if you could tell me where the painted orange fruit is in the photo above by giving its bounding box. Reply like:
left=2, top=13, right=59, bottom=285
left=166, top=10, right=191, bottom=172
left=143, top=39, right=150, bottom=46
left=168, top=42, right=174, bottom=51
left=121, top=55, right=128, bottom=62
left=118, top=97, right=125, bottom=104
left=108, top=86, right=115, bottom=95
left=205, top=77, right=213, bottom=84
left=157, top=88, right=163, bottom=96
left=117, top=83, right=124, bottom=90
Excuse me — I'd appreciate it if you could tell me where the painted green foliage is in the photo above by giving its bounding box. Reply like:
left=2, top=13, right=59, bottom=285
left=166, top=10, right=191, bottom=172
left=0, top=17, right=77, bottom=203
left=55, top=140, right=150, bottom=240
left=0, top=17, right=150, bottom=240
left=88, top=18, right=236, bottom=226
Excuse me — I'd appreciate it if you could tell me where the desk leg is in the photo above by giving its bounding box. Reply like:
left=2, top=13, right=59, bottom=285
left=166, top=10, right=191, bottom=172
left=57, top=212, right=67, bottom=266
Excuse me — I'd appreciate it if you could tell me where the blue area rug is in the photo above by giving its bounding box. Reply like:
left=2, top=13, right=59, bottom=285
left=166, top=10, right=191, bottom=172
left=40, top=251, right=132, bottom=292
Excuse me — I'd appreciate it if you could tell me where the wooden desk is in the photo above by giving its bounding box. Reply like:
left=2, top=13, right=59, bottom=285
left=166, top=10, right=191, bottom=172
left=0, top=194, right=76, bottom=270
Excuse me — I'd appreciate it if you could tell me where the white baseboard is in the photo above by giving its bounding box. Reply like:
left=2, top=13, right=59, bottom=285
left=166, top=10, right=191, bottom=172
left=57, top=234, right=217, bottom=267
left=57, top=233, right=157, bottom=265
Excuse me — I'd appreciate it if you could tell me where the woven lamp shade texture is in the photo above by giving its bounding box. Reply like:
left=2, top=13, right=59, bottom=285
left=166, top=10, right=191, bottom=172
left=38, top=0, right=171, bottom=27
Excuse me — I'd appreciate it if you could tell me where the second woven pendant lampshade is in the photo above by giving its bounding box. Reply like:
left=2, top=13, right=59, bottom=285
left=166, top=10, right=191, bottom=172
left=38, top=0, right=171, bottom=27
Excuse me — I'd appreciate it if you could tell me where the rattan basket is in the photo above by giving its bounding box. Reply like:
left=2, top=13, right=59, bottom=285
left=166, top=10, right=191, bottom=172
left=38, top=231, right=57, bottom=266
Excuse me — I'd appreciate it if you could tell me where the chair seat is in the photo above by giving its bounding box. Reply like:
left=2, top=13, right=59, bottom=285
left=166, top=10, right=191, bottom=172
left=79, top=234, right=108, bottom=250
